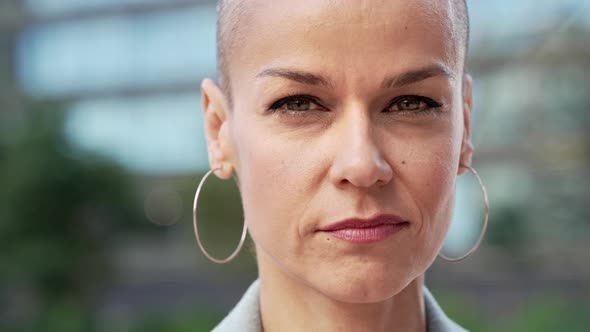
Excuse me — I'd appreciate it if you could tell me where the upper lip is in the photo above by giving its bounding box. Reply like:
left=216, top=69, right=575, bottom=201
left=318, top=214, right=408, bottom=232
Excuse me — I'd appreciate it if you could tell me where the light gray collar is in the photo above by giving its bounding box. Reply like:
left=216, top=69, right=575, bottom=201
left=212, top=279, right=468, bottom=332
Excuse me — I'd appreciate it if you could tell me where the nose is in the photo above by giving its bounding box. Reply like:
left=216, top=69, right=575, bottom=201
left=328, top=107, right=393, bottom=189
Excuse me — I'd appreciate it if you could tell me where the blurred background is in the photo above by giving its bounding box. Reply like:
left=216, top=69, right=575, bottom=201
left=1, top=0, right=589, bottom=331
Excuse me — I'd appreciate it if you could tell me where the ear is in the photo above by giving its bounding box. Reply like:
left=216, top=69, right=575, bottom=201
left=458, top=74, right=474, bottom=176
left=201, top=78, right=234, bottom=179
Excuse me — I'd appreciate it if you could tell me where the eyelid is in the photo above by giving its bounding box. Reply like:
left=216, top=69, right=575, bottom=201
left=268, top=94, right=324, bottom=110
left=386, top=95, right=443, bottom=110
left=267, top=94, right=442, bottom=113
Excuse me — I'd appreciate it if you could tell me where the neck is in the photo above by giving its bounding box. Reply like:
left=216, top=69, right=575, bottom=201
left=257, top=252, right=426, bottom=332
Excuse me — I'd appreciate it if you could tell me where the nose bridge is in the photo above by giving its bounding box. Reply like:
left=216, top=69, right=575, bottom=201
left=345, top=105, right=374, bottom=152
left=330, top=102, right=393, bottom=188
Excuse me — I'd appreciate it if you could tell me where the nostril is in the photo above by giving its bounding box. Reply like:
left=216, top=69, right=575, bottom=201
left=339, top=178, right=351, bottom=187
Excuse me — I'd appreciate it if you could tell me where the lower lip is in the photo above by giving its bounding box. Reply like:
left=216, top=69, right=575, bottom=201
left=322, top=223, right=409, bottom=243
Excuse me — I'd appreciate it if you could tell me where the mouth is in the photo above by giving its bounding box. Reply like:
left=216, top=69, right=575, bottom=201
left=317, top=214, right=409, bottom=244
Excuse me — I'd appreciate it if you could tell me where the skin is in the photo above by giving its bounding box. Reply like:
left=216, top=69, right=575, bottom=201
left=202, top=0, right=473, bottom=331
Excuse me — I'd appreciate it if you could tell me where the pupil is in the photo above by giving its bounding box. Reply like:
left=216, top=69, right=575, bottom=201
left=288, top=99, right=309, bottom=111
left=401, top=98, right=419, bottom=110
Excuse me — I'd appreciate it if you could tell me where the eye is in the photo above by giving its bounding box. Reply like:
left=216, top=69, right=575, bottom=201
left=386, top=95, right=442, bottom=113
left=269, top=95, right=324, bottom=113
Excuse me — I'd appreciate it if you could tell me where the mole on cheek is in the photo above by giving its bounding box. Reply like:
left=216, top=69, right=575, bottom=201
left=402, top=160, right=407, bottom=165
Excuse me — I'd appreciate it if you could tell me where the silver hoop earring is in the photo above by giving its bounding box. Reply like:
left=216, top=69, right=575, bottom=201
left=439, top=165, right=489, bottom=263
left=193, top=167, right=248, bottom=264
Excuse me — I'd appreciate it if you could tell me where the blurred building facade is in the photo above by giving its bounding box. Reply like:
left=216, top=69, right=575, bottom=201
left=1, top=0, right=589, bottom=331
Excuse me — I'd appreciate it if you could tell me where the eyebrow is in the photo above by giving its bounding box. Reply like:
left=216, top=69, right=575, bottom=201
left=255, top=68, right=333, bottom=87
left=381, top=64, right=455, bottom=88
left=255, top=63, right=455, bottom=88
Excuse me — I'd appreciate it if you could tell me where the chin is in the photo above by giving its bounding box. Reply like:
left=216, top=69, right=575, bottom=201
left=310, top=264, right=420, bottom=304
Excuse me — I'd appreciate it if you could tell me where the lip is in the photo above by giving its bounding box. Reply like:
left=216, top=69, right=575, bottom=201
left=318, top=214, right=409, bottom=244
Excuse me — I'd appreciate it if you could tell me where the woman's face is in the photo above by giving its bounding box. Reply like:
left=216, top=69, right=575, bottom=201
left=203, top=0, right=473, bottom=303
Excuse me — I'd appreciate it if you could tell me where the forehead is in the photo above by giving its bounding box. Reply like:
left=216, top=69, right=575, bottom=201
left=229, top=0, right=461, bottom=88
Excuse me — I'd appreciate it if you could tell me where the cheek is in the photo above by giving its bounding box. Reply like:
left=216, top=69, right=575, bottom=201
left=230, top=119, right=312, bottom=255
left=402, top=119, right=462, bottom=249
left=413, top=139, right=458, bottom=213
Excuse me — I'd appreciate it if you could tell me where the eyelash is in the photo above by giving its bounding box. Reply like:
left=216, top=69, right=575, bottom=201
left=268, top=94, right=324, bottom=115
left=386, top=95, right=443, bottom=115
left=268, top=94, right=443, bottom=116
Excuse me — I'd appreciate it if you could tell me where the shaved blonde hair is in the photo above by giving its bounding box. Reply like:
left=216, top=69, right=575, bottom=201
left=216, top=0, right=470, bottom=104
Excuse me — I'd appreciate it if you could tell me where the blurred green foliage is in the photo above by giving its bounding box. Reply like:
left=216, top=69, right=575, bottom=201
left=108, top=309, right=220, bottom=332
left=440, top=292, right=590, bottom=332
left=486, top=205, right=529, bottom=252
left=0, top=103, right=151, bottom=331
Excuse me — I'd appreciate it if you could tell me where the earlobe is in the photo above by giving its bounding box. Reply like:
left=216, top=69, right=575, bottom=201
left=201, top=78, right=234, bottom=179
left=458, top=74, right=474, bottom=176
